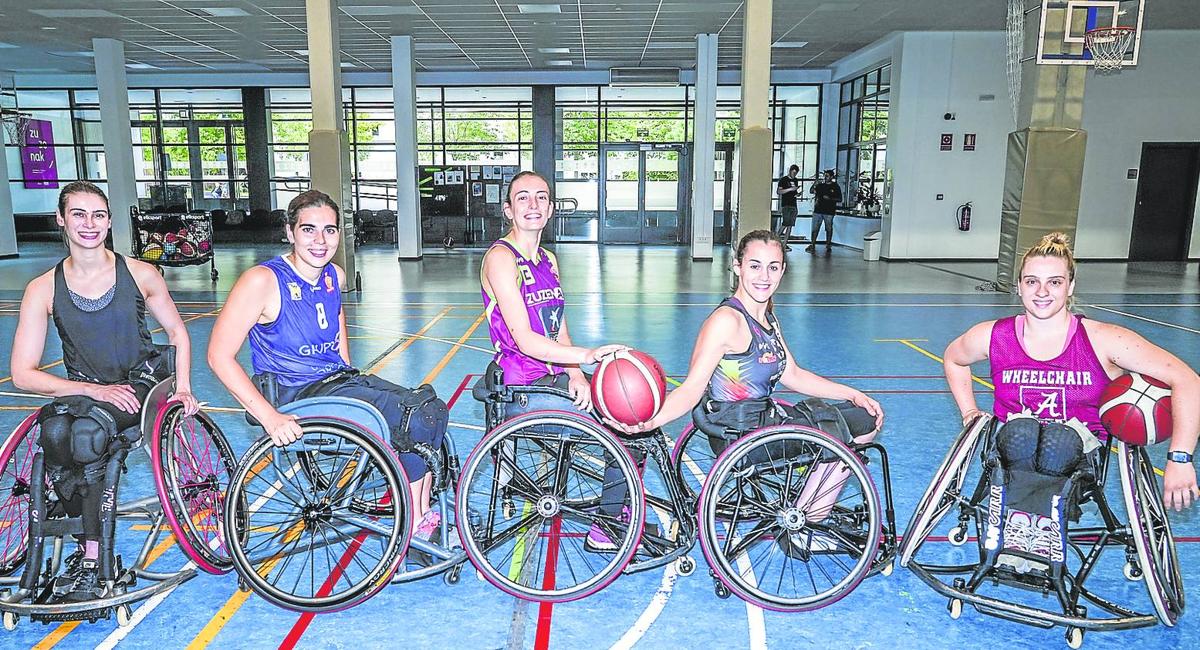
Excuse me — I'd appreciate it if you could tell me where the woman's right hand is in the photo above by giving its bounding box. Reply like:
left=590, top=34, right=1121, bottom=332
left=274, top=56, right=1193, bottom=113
left=960, top=408, right=985, bottom=427
left=262, top=409, right=304, bottom=446
left=87, top=383, right=141, bottom=414
left=603, top=416, right=655, bottom=436
left=584, top=344, right=629, bottom=365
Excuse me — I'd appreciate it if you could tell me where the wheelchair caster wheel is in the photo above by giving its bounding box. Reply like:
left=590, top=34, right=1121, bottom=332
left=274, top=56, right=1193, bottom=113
left=444, top=567, right=461, bottom=586
left=476, top=569, right=487, bottom=582
left=238, top=579, right=250, bottom=593
left=714, top=582, right=731, bottom=599
left=1066, top=627, right=1083, bottom=649
left=210, top=269, right=219, bottom=282
left=675, top=556, right=696, bottom=577
left=116, top=604, right=132, bottom=627
left=948, top=598, right=963, bottom=620
left=1123, top=561, right=1142, bottom=581
left=947, top=526, right=969, bottom=546
left=3, top=611, right=17, bottom=631
left=879, top=561, right=894, bottom=577
left=502, top=499, right=516, bottom=519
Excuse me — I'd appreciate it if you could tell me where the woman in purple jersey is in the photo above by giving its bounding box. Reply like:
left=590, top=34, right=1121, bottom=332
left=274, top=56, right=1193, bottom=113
left=209, top=190, right=448, bottom=538
left=944, top=232, right=1200, bottom=511
left=481, top=171, right=626, bottom=409
left=10, top=181, right=199, bottom=599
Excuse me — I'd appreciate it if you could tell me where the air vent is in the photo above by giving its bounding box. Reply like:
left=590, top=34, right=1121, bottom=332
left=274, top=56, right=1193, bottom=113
left=609, top=67, right=681, bottom=86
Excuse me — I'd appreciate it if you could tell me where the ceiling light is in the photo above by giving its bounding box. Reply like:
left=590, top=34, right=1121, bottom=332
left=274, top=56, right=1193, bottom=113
left=341, top=62, right=356, bottom=68
left=538, top=47, right=570, bottom=54
left=0, top=42, right=20, bottom=49
left=42, top=27, right=58, bottom=31
left=295, top=49, right=309, bottom=55
left=126, top=63, right=160, bottom=70
left=154, top=45, right=213, bottom=53
left=29, top=9, right=118, bottom=18
left=341, top=5, right=421, bottom=16
left=518, top=4, right=562, bottom=14
left=195, top=8, right=251, bottom=17
left=547, top=60, right=573, bottom=66
left=772, top=41, right=808, bottom=48
left=50, top=51, right=95, bottom=58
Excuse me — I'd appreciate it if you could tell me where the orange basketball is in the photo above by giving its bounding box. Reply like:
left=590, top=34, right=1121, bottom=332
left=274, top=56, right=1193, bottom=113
left=592, top=350, right=667, bottom=426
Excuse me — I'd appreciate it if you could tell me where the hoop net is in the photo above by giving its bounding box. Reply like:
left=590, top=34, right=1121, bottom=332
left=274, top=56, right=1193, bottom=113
left=1, top=112, right=29, bottom=146
left=1085, top=26, right=1136, bottom=72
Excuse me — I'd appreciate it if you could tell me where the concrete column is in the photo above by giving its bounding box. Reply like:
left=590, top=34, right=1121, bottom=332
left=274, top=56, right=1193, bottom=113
left=93, top=38, right=136, bottom=253
left=691, top=34, right=717, bottom=260
left=532, top=85, right=555, bottom=194
left=392, top=35, right=421, bottom=260
left=734, top=0, right=773, bottom=244
left=0, top=133, right=14, bottom=257
left=304, top=0, right=356, bottom=280
left=186, top=120, right=203, bottom=202
left=241, top=87, right=273, bottom=213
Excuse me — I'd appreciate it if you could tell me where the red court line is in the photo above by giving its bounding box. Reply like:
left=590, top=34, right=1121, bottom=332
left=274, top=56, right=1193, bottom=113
left=445, top=373, right=474, bottom=411
left=533, top=516, right=564, bottom=650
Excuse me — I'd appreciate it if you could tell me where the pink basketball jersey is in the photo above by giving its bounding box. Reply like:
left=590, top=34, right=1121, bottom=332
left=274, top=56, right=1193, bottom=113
left=989, top=315, right=1110, bottom=435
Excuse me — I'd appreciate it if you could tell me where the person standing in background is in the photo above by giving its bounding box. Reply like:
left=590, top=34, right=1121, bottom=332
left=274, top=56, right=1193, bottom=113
left=808, top=169, right=842, bottom=254
left=775, top=165, right=801, bottom=251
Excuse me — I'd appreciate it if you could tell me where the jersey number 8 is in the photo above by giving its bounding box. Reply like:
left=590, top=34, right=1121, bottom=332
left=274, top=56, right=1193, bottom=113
left=315, top=303, right=329, bottom=329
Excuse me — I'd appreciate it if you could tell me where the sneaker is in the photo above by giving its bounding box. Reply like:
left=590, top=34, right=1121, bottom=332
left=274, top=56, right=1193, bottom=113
left=585, top=523, right=618, bottom=553
left=414, top=510, right=442, bottom=541
left=777, top=529, right=839, bottom=559
left=53, top=558, right=103, bottom=602
left=804, top=244, right=816, bottom=253
left=825, top=245, right=832, bottom=255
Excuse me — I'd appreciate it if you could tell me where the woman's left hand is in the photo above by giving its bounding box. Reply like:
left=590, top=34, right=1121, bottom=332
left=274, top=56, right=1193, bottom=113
left=172, top=390, right=200, bottom=417
left=849, top=390, right=884, bottom=429
left=567, top=374, right=593, bottom=411
left=1163, top=461, right=1198, bottom=511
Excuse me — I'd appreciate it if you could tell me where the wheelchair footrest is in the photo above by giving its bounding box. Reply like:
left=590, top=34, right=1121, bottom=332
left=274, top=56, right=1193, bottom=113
left=31, top=607, right=113, bottom=624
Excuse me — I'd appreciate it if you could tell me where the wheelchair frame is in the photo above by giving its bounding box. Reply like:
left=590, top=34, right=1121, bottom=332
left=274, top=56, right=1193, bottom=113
left=900, top=414, right=1184, bottom=647
left=0, top=376, right=236, bottom=629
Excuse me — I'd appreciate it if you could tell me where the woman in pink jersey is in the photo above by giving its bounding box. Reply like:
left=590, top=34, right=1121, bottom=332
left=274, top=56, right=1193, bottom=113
left=944, top=233, right=1200, bottom=511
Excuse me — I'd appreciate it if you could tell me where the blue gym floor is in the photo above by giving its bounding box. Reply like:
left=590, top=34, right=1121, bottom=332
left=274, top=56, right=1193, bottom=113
left=0, top=243, right=1197, bottom=649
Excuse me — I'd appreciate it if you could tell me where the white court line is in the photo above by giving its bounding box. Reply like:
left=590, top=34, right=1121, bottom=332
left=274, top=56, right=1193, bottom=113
left=95, top=462, right=299, bottom=647
left=449, top=421, right=485, bottom=431
left=610, top=564, right=678, bottom=650
left=679, top=448, right=768, bottom=650
left=1082, top=304, right=1200, bottom=335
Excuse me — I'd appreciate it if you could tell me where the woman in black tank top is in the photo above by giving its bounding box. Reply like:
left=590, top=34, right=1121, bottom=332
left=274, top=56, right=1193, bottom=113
left=8, top=182, right=202, bottom=595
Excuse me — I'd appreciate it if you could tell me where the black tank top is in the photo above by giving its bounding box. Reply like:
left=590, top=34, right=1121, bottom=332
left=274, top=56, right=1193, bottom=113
left=52, top=254, right=159, bottom=384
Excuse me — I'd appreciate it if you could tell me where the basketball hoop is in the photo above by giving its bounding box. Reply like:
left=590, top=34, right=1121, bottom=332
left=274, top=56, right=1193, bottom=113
left=1084, top=26, right=1137, bottom=72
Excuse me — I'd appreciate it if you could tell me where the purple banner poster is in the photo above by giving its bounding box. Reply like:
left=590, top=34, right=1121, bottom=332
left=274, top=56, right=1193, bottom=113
left=21, top=118, right=59, bottom=189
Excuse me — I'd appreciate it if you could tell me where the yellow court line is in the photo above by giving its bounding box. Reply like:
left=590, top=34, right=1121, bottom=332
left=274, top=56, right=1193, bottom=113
left=32, top=622, right=81, bottom=649
left=421, top=313, right=487, bottom=385
left=366, top=307, right=452, bottom=374
left=185, top=307, right=452, bottom=649
left=885, top=339, right=1165, bottom=477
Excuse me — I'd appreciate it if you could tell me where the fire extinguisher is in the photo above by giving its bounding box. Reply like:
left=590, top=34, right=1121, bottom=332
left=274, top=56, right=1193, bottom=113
left=956, top=202, right=972, bottom=231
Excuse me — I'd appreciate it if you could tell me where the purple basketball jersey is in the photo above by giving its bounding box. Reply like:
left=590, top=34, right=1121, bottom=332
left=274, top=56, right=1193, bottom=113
left=482, top=238, right=565, bottom=385
left=989, top=315, right=1110, bottom=434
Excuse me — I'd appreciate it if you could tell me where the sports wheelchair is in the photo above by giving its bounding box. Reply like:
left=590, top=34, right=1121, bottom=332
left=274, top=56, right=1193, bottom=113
left=899, top=414, right=1184, bottom=648
left=222, top=372, right=466, bottom=613
left=0, top=347, right=236, bottom=629
left=455, top=366, right=698, bottom=602
left=672, top=397, right=897, bottom=611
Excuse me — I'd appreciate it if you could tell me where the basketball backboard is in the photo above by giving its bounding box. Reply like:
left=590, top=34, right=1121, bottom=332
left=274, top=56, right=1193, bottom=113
left=1037, top=0, right=1145, bottom=66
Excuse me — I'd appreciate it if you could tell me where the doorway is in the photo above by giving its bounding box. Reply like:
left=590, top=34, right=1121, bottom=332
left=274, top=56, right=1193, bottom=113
left=599, top=143, right=690, bottom=244
left=1130, top=143, right=1200, bottom=261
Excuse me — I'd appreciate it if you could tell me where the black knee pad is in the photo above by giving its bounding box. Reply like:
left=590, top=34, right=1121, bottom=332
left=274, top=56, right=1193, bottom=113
left=789, top=398, right=853, bottom=445
left=71, top=416, right=113, bottom=467
left=997, top=418, right=1083, bottom=477
left=407, top=397, right=448, bottom=448
left=37, top=412, right=76, bottom=469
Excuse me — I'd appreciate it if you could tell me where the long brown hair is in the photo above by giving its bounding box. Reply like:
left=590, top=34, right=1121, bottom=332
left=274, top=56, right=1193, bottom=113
left=731, top=229, right=786, bottom=313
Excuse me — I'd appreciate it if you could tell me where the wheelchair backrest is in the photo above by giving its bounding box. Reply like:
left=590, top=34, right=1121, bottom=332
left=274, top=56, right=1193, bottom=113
left=278, top=396, right=391, bottom=445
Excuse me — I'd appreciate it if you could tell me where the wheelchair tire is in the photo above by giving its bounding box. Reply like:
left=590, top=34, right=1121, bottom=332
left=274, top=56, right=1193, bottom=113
left=151, top=403, right=238, bottom=575
left=224, top=417, right=411, bottom=613
left=670, top=424, right=717, bottom=503
left=698, top=425, right=881, bottom=612
left=1118, top=441, right=1185, bottom=626
left=0, top=413, right=43, bottom=576
left=897, top=414, right=991, bottom=568
left=456, top=411, right=645, bottom=603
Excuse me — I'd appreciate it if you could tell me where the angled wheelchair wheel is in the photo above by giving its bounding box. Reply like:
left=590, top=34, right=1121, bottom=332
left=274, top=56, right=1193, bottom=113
left=698, top=425, right=881, bottom=612
left=224, top=417, right=411, bottom=613
left=897, top=414, right=991, bottom=568
left=151, top=402, right=238, bottom=575
left=0, top=413, right=43, bottom=576
left=670, top=424, right=717, bottom=502
left=456, top=411, right=644, bottom=603
left=1118, top=441, right=1185, bottom=626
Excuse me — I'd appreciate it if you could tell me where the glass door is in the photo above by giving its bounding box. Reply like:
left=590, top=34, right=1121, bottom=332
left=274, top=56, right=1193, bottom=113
left=599, top=144, right=688, bottom=244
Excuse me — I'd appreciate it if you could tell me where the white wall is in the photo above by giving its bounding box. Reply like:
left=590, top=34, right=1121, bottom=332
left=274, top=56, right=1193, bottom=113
left=1077, top=31, right=1200, bottom=258
left=881, top=32, right=1011, bottom=259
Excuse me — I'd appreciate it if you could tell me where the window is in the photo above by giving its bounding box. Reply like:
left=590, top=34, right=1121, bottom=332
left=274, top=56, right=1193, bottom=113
left=837, top=63, right=890, bottom=216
